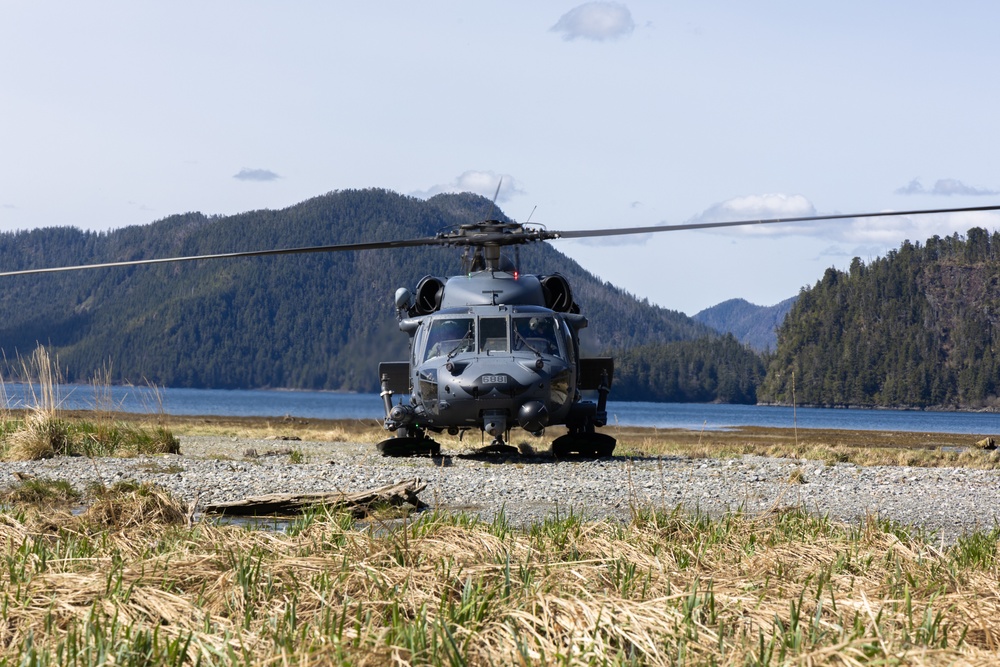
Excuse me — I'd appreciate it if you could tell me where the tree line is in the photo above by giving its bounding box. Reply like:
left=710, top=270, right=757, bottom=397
left=760, top=228, right=1000, bottom=409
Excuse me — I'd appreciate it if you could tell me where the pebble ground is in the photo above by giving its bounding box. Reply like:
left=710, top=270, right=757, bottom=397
left=2, top=435, right=998, bottom=541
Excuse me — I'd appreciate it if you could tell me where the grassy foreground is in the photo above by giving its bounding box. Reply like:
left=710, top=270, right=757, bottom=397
left=1, top=485, right=999, bottom=665
left=2, top=399, right=999, bottom=664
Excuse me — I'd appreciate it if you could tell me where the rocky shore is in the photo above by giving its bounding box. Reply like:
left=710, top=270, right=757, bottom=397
left=3, top=435, right=999, bottom=541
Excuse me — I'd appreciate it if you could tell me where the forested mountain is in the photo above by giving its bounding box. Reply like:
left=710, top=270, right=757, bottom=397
left=760, top=228, right=1000, bottom=409
left=0, top=189, right=729, bottom=395
left=693, top=297, right=796, bottom=352
left=613, top=335, right=766, bottom=404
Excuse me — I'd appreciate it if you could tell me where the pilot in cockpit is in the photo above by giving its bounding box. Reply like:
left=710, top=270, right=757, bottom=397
left=425, top=318, right=474, bottom=360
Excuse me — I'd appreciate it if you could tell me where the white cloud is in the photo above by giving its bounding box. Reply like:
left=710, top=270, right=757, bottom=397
left=895, top=177, right=999, bottom=196
left=694, top=193, right=815, bottom=222
left=812, top=210, right=1000, bottom=247
left=233, top=168, right=281, bottom=182
left=412, top=170, right=524, bottom=202
left=895, top=178, right=925, bottom=195
left=686, top=193, right=1000, bottom=245
left=884, top=209, right=1000, bottom=240
left=688, top=194, right=817, bottom=236
left=551, top=2, right=635, bottom=41
left=573, top=193, right=815, bottom=247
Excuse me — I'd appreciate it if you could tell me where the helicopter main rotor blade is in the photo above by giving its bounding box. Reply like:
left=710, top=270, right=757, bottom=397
left=0, top=236, right=455, bottom=277
left=547, top=204, right=1000, bottom=240
left=5, top=203, right=1000, bottom=277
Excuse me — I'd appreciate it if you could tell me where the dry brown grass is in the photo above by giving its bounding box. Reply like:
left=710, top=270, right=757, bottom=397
left=0, top=346, right=180, bottom=461
left=82, top=481, right=189, bottom=529
left=0, top=413, right=180, bottom=461
left=1, top=411, right=67, bottom=460
left=156, top=414, right=388, bottom=444
left=612, top=425, right=1000, bottom=470
left=2, top=492, right=1000, bottom=665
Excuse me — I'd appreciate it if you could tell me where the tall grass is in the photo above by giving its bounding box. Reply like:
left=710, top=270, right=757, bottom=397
left=0, top=345, right=178, bottom=461
left=0, top=491, right=998, bottom=665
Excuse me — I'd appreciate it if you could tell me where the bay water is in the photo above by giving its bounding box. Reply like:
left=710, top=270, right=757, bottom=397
left=4, top=383, right=1000, bottom=436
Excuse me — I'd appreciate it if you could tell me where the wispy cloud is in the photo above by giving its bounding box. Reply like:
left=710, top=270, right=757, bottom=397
left=551, top=2, right=635, bottom=41
left=895, top=178, right=999, bottom=196
left=233, top=168, right=281, bottom=182
left=573, top=194, right=814, bottom=248
left=413, top=170, right=524, bottom=202
left=688, top=194, right=817, bottom=235
left=685, top=193, right=1000, bottom=245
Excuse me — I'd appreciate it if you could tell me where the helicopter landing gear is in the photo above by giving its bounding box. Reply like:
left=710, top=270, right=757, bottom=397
left=552, top=366, right=616, bottom=457
left=474, top=411, right=519, bottom=455
left=376, top=428, right=441, bottom=457
left=551, top=431, right=616, bottom=458
left=475, top=438, right=519, bottom=456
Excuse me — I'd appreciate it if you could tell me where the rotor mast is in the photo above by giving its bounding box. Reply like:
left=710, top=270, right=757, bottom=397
left=455, top=220, right=531, bottom=272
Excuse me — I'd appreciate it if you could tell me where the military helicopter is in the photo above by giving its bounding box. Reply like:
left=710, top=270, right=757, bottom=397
left=2, top=201, right=999, bottom=457
left=377, top=218, right=617, bottom=457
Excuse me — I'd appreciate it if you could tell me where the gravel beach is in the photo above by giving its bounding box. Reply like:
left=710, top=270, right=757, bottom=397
left=3, top=435, right=999, bottom=540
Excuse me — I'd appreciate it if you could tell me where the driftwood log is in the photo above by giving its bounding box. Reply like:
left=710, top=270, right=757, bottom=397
left=202, top=478, right=427, bottom=517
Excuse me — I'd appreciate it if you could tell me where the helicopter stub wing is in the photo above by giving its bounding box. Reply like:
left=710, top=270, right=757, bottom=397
left=578, top=357, right=614, bottom=390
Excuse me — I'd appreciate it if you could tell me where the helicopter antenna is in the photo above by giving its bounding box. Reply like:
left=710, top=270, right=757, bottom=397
left=525, top=205, right=537, bottom=224
left=483, top=177, right=503, bottom=221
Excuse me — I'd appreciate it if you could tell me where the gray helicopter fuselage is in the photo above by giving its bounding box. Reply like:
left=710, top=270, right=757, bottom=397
left=397, top=271, right=584, bottom=437
left=437, top=270, right=545, bottom=309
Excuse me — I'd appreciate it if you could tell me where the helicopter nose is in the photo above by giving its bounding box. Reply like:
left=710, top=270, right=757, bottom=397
left=517, top=400, right=549, bottom=433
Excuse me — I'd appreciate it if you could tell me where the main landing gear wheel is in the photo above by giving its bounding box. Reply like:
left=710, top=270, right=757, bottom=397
left=551, top=432, right=616, bottom=458
left=377, top=436, right=441, bottom=457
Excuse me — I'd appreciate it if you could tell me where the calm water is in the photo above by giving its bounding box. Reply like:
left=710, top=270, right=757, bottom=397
left=4, top=383, right=1000, bottom=435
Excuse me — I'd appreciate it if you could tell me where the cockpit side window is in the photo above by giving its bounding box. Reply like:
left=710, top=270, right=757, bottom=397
left=412, top=327, right=425, bottom=365
left=479, top=317, right=508, bottom=353
left=560, top=318, right=575, bottom=360
left=513, top=315, right=562, bottom=356
left=423, top=318, right=474, bottom=361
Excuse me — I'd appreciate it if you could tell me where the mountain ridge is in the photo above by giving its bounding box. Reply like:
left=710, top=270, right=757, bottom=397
left=0, top=189, right=741, bottom=395
left=693, top=297, right=797, bottom=352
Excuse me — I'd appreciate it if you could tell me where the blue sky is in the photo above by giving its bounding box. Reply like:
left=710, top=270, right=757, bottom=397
left=3, top=1, right=999, bottom=314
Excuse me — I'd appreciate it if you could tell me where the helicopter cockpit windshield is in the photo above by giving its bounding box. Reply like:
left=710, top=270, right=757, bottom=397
left=512, top=315, right=561, bottom=356
left=479, top=317, right=508, bottom=353
left=423, top=318, right=474, bottom=361
left=421, top=314, right=566, bottom=362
